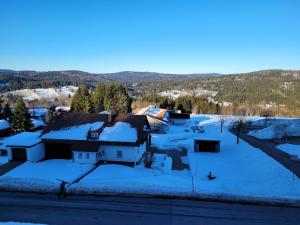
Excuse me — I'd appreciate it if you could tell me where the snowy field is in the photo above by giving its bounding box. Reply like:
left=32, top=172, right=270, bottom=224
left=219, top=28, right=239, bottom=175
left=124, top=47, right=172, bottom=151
left=277, top=144, right=300, bottom=158
left=71, top=115, right=300, bottom=204
left=0, top=160, right=93, bottom=192
left=249, top=118, right=300, bottom=140
left=9, top=86, right=78, bottom=101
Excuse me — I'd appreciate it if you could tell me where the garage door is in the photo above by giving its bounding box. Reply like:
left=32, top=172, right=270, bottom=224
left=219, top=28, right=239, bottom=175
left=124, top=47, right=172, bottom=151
left=45, top=143, right=72, bottom=159
left=12, top=148, right=27, bottom=161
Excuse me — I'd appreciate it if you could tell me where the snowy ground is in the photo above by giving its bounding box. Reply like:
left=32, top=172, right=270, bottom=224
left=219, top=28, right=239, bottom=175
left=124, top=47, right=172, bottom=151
left=0, top=160, right=93, bottom=192
left=277, top=144, right=300, bottom=158
left=249, top=118, right=300, bottom=140
left=8, top=86, right=78, bottom=101
left=70, top=115, right=300, bottom=204
left=0, top=156, right=8, bottom=165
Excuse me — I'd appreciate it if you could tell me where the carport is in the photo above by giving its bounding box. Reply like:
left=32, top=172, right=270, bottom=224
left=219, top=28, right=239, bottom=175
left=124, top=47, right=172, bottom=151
left=44, top=142, right=73, bottom=159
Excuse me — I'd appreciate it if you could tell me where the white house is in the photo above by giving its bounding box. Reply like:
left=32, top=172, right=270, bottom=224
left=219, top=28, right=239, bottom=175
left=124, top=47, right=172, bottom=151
left=41, top=112, right=151, bottom=166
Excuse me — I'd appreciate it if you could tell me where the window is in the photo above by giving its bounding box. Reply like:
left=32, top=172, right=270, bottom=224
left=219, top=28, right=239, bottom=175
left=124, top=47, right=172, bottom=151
left=86, top=153, right=89, bottom=159
left=78, top=153, right=82, bottom=159
left=116, top=150, right=122, bottom=158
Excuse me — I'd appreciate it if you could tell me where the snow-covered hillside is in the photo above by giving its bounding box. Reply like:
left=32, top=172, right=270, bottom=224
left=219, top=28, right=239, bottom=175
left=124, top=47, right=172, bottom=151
left=159, top=88, right=217, bottom=99
left=9, top=86, right=78, bottom=101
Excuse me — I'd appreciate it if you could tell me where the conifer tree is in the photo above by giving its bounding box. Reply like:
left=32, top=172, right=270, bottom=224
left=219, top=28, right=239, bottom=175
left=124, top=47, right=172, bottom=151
left=84, top=94, right=93, bottom=113
left=71, top=85, right=92, bottom=112
left=92, top=83, right=106, bottom=112
left=11, top=96, right=33, bottom=132
left=45, top=107, right=54, bottom=123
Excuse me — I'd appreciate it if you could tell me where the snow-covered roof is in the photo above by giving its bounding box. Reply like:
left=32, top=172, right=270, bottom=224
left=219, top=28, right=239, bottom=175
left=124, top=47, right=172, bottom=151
left=42, top=122, right=104, bottom=141
left=28, top=107, right=48, bottom=117
left=32, top=119, right=45, bottom=129
left=0, top=120, right=10, bottom=130
left=4, top=131, right=42, bottom=147
left=137, top=106, right=169, bottom=121
left=55, top=105, right=71, bottom=112
left=99, top=122, right=138, bottom=142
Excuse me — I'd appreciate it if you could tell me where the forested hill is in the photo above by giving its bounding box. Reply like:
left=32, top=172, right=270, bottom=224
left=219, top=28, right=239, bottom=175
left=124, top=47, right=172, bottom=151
left=1, top=69, right=300, bottom=115
left=0, top=70, right=222, bottom=90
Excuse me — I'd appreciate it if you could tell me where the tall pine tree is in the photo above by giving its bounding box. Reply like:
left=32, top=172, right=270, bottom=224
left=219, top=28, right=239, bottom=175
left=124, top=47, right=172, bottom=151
left=92, top=83, right=106, bottom=113
left=71, top=85, right=93, bottom=112
left=11, top=96, right=33, bottom=132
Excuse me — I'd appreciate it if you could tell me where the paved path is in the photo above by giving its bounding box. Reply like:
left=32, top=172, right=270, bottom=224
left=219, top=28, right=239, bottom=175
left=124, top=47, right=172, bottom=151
left=0, top=161, right=24, bottom=176
left=231, top=129, right=300, bottom=178
left=150, top=147, right=189, bottom=170
left=1, top=192, right=299, bottom=225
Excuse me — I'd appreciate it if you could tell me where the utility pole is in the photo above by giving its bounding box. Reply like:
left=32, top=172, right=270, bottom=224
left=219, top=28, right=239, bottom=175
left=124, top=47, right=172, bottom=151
left=236, top=120, right=241, bottom=144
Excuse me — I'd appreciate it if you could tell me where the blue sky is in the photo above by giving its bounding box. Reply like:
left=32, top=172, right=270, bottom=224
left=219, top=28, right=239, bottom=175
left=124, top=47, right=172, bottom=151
left=0, top=0, right=300, bottom=74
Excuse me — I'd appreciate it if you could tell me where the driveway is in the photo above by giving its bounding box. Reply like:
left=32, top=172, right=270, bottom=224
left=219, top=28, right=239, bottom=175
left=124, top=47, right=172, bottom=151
left=231, top=129, right=300, bottom=178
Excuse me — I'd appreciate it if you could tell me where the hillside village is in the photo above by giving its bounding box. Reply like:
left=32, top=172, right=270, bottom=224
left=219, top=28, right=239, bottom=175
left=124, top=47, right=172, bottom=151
left=0, top=99, right=300, bottom=204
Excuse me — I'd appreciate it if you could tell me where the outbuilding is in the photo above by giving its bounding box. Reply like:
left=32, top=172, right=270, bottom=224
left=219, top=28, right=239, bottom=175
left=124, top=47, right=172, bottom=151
left=194, top=138, right=221, bottom=152
left=0, top=120, right=11, bottom=138
left=169, top=112, right=190, bottom=125
left=5, top=131, right=45, bottom=162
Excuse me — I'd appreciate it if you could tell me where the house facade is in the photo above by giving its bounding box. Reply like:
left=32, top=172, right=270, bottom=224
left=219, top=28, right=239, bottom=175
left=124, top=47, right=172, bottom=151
left=5, top=112, right=151, bottom=166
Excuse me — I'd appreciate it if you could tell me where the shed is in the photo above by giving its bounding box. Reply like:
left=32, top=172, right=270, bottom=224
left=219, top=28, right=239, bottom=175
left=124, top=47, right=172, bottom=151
left=5, top=131, right=44, bottom=162
left=169, top=112, right=190, bottom=125
left=194, top=138, right=221, bottom=152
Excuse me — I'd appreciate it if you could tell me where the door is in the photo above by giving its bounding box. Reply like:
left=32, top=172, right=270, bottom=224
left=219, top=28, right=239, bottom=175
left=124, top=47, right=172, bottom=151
left=12, top=148, right=27, bottom=161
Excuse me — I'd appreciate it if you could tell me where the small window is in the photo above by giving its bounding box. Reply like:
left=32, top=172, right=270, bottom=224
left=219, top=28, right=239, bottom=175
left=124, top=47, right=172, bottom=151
left=78, top=153, right=82, bottom=159
left=86, top=153, right=89, bottom=159
left=116, top=150, right=122, bottom=158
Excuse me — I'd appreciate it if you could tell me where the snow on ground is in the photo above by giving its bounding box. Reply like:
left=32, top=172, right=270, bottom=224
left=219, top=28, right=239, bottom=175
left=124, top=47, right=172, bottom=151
left=71, top=114, right=300, bottom=203
left=0, top=160, right=93, bottom=192
left=0, top=156, right=8, bottom=165
left=9, top=86, right=78, bottom=101
left=277, top=144, right=300, bottom=158
left=249, top=118, right=300, bottom=140
left=99, top=122, right=137, bottom=142
left=70, top=164, right=192, bottom=195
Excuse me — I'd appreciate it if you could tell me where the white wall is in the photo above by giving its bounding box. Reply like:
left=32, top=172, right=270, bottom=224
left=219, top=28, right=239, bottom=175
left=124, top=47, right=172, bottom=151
left=7, top=143, right=45, bottom=162
left=73, top=151, right=98, bottom=164
left=27, top=143, right=45, bottom=162
left=100, top=143, right=146, bottom=163
left=7, top=148, right=12, bottom=160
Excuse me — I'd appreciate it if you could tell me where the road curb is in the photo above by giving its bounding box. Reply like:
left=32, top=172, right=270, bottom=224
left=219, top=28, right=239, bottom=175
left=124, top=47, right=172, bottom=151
left=0, top=188, right=299, bottom=208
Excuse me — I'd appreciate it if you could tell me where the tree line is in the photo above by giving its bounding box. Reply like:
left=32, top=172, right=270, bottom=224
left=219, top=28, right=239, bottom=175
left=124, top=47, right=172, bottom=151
left=133, top=94, right=221, bottom=114
left=71, top=82, right=132, bottom=114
